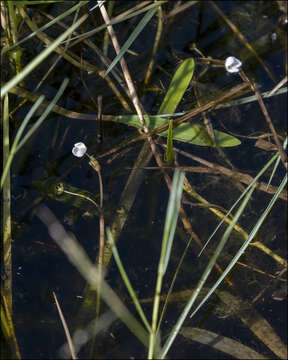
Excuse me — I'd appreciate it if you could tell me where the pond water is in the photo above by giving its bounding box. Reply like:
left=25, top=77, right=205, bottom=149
left=2, top=1, right=287, bottom=358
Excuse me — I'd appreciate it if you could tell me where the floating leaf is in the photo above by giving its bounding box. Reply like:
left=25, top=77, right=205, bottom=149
left=158, top=58, right=195, bottom=161
left=114, top=115, right=241, bottom=147
left=158, top=58, right=195, bottom=115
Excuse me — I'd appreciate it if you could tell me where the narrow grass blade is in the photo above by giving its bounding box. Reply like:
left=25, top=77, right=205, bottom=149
left=1, top=95, right=44, bottom=188
left=2, top=1, right=88, bottom=56
left=64, top=2, right=165, bottom=45
left=160, top=184, right=255, bottom=359
left=36, top=205, right=149, bottom=348
left=1, top=14, right=87, bottom=98
left=190, top=173, right=287, bottom=324
left=104, top=7, right=158, bottom=77
left=106, top=227, right=151, bottom=332
left=149, top=170, right=185, bottom=358
left=15, top=78, right=69, bottom=152
left=266, top=137, right=287, bottom=190
left=198, top=147, right=285, bottom=256
left=2, top=95, right=12, bottom=312
left=1, top=78, right=68, bottom=189
left=52, top=291, right=77, bottom=360
left=161, top=170, right=185, bottom=275
left=216, top=86, right=287, bottom=109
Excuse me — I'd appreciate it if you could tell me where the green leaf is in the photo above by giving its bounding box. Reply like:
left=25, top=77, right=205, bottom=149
left=113, top=56, right=240, bottom=147
left=158, top=58, right=195, bottom=115
left=158, top=58, right=195, bottom=160
left=114, top=115, right=241, bottom=147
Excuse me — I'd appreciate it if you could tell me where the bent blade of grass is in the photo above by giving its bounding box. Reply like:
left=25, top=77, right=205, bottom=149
left=149, top=170, right=185, bottom=358
left=106, top=227, right=151, bottom=333
left=160, top=184, right=255, bottom=359
left=1, top=14, right=87, bottom=98
left=1, top=95, right=44, bottom=189
left=104, top=7, right=158, bottom=78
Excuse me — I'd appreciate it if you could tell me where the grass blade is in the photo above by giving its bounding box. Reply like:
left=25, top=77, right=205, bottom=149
left=15, top=78, right=69, bottom=152
left=149, top=170, right=185, bottom=358
left=2, top=95, right=12, bottom=311
left=106, top=227, right=151, bottom=333
left=160, top=183, right=255, bottom=358
left=1, top=14, right=87, bottom=98
left=1, top=95, right=44, bottom=189
left=104, top=7, right=158, bottom=77
left=36, top=205, right=149, bottom=348
left=2, top=1, right=88, bottom=56
left=189, top=173, right=287, bottom=324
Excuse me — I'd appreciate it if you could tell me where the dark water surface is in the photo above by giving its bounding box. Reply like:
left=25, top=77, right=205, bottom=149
left=4, top=1, right=287, bottom=358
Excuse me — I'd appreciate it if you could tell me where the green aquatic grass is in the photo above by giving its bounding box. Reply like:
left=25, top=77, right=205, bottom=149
left=106, top=227, right=152, bottom=333
left=199, top=136, right=287, bottom=256
left=1, top=15, right=86, bottom=98
left=160, top=182, right=255, bottom=358
left=1, top=2, right=87, bottom=56
left=2, top=1, right=286, bottom=359
left=1, top=78, right=69, bottom=189
left=149, top=170, right=185, bottom=358
left=61, top=1, right=167, bottom=45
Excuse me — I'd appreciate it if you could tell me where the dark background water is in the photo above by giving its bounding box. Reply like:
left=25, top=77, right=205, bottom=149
left=3, top=0, right=287, bottom=358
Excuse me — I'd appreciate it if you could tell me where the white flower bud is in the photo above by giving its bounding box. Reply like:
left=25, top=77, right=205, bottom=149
left=72, top=142, right=87, bottom=157
left=225, top=56, right=242, bottom=73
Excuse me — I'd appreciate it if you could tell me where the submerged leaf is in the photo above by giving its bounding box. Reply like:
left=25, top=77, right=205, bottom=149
left=180, top=327, right=268, bottom=359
